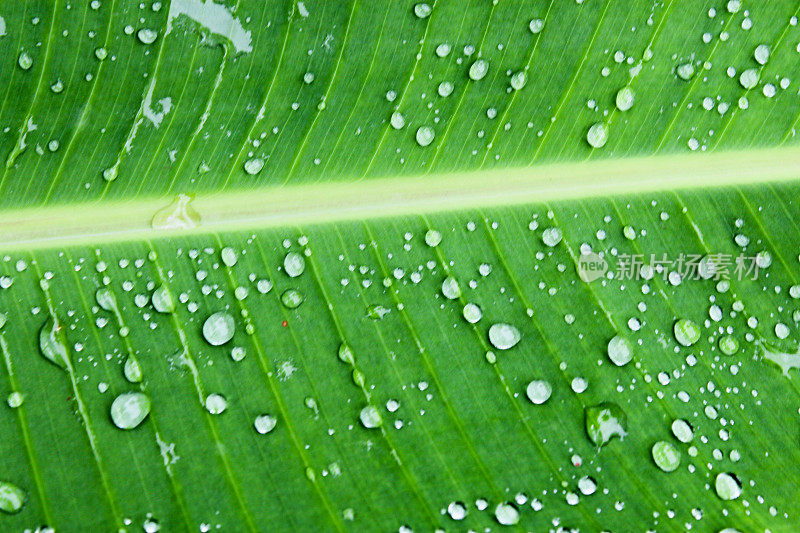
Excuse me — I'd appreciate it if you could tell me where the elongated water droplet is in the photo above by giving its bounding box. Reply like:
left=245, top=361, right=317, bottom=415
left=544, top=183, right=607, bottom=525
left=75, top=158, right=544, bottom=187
left=585, top=402, right=627, bottom=447
left=95, top=287, right=117, bottom=312
left=494, top=502, right=519, bottom=526
left=674, top=318, right=701, bottom=347
left=488, top=323, right=521, bottom=350
left=615, top=87, right=634, bottom=111
left=586, top=122, right=608, bottom=148
left=0, top=481, right=26, bottom=514
left=754, top=44, right=770, bottom=65
left=202, top=312, right=235, bottom=345
left=205, top=393, right=227, bottom=414
left=110, top=392, right=151, bottom=429
left=254, top=414, right=277, bottom=434
left=526, top=380, right=552, bottom=404
left=152, top=194, right=200, bottom=230
left=123, top=357, right=143, bottom=383
left=652, top=440, right=681, bottom=472
left=283, top=252, right=305, bottom=277
left=607, top=335, right=633, bottom=366
left=671, top=419, right=694, bottom=442
left=281, top=289, right=304, bottom=309
left=715, top=473, right=742, bottom=500
left=441, top=276, right=461, bottom=299
left=39, top=317, right=69, bottom=370
left=338, top=342, right=355, bottom=365
left=359, top=405, right=382, bottom=428
left=469, top=59, right=489, bottom=81
left=152, top=285, right=176, bottom=313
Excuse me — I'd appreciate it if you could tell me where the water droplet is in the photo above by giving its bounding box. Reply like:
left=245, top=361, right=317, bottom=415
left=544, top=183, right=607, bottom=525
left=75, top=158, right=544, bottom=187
left=124, top=357, right=143, bottom=383
left=441, top=276, right=461, bottom=299
left=494, top=502, right=519, bottom=526
left=220, top=247, right=238, bottom=267
left=39, top=318, right=70, bottom=370
left=424, top=229, right=442, bottom=246
left=152, top=285, right=176, bottom=313
left=671, top=419, right=694, bottom=442
left=437, top=81, right=453, bottom=97
left=652, top=441, right=681, bottom=472
left=17, top=52, right=33, bottom=70
left=718, top=335, right=738, bottom=355
left=283, top=252, right=305, bottom=277
left=739, top=68, right=759, bottom=89
left=578, top=476, right=597, bottom=495
left=95, top=47, right=108, bottom=60
left=244, top=157, right=264, bottom=175
left=413, top=3, right=431, bottom=18
left=542, top=227, right=562, bottom=247
left=143, top=517, right=161, bottom=533
left=254, top=414, right=277, bottom=434
left=754, top=44, right=770, bottom=65
left=281, top=289, right=305, bottom=309
left=529, top=19, right=544, bottom=34
left=585, top=402, right=627, bottom=447
left=110, top=392, right=151, bottom=429
left=366, top=304, right=390, bottom=319
left=435, top=43, right=451, bottom=57
left=607, top=335, right=633, bottom=366
left=359, top=405, right=382, bottom=428
left=488, top=323, right=521, bottom=350
left=525, top=380, right=552, bottom=404
left=586, top=122, right=608, bottom=148
left=462, top=303, right=482, bottom=323
left=390, top=111, right=405, bottom=130
left=205, top=393, right=227, bottom=415
left=447, top=501, right=467, bottom=520
left=727, top=0, right=741, bottom=13
left=137, top=28, right=158, bottom=44
left=338, top=343, right=355, bottom=364
left=415, top=126, right=435, bottom=147
left=152, top=194, right=201, bottom=230
left=95, top=287, right=117, bottom=312
left=715, top=473, right=742, bottom=500
left=0, top=481, right=26, bottom=514
left=231, top=346, right=246, bottom=362
left=469, top=59, right=489, bottom=81
left=676, top=62, right=695, bottom=80
left=6, top=392, right=23, bottom=408
left=615, top=87, right=634, bottom=111
left=674, top=319, right=701, bottom=347
left=510, top=71, right=527, bottom=90
left=202, top=312, right=235, bottom=346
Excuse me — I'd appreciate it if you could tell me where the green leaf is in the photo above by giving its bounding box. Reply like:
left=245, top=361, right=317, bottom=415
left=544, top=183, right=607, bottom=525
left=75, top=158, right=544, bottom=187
left=1, top=1, right=800, bottom=531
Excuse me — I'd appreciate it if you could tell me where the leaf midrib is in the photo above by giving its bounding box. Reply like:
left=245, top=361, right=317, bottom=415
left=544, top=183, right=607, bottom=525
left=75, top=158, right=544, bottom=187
left=2, top=145, right=799, bottom=251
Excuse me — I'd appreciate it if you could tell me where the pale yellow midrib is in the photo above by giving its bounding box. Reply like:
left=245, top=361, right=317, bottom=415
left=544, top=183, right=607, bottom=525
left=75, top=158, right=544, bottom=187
left=1, top=145, right=799, bottom=250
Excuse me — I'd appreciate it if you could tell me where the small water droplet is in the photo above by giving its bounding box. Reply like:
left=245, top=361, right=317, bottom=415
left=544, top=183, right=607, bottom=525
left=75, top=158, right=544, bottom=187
left=676, top=62, right=695, bottom=80
left=366, top=304, right=390, bottom=319
left=6, top=392, right=24, bottom=408
left=359, top=405, right=382, bottom=428
left=338, top=343, right=355, bottom=365
left=585, top=402, right=627, bottom=447
left=413, top=3, right=431, bottom=18
left=95, top=287, right=117, bottom=312
left=124, top=357, right=143, bottom=383
left=415, top=126, right=435, bottom=147
left=447, top=501, right=467, bottom=520
left=462, top=303, right=482, bottom=323
left=615, top=87, right=635, bottom=111
left=390, top=111, right=405, bottom=130
left=205, top=393, right=227, bottom=415
left=510, top=71, right=527, bottom=90
left=17, top=52, right=33, bottom=70
left=674, top=319, right=701, bottom=347
left=151, top=285, right=176, bottom=313
left=254, top=414, right=277, bottom=434
left=244, top=157, right=264, bottom=175
left=137, top=28, right=158, bottom=44
left=441, top=276, right=461, bottom=299
left=0, top=481, right=26, bottom=514
left=586, top=122, right=608, bottom=148
left=38, top=318, right=70, bottom=370
left=221, top=247, right=238, bottom=267
left=281, top=289, right=305, bottom=309
left=525, top=380, right=552, bottom=404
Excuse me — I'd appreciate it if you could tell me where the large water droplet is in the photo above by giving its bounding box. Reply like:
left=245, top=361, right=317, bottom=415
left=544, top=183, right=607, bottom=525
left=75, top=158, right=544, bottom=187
left=671, top=419, right=694, bottom=442
left=254, top=414, right=277, bottom=434
left=416, top=126, right=435, bottom=147
left=338, top=343, right=355, bottom=365
left=0, top=481, right=26, bottom=514
left=221, top=247, right=238, bottom=267
left=462, top=303, right=482, bottom=323
left=39, top=317, right=70, bottom=370
left=615, top=87, right=635, bottom=111
left=110, top=392, right=151, bottom=429
left=542, top=227, right=562, bottom=247
left=441, top=276, right=461, bottom=299
left=674, top=319, right=701, bottom=347
left=586, top=122, right=608, bottom=148
left=469, top=59, right=489, bottom=81
left=124, top=357, right=143, bottom=383
left=359, top=405, right=382, bottom=428
left=17, top=52, right=33, bottom=71
left=494, top=502, right=519, bottom=526
left=447, top=501, right=467, bottom=520
left=652, top=440, right=681, bottom=472
left=202, top=312, right=235, bottom=345
left=152, top=285, right=176, bottom=313
left=283, top=252, right=305, bottom=277
left=137, top=28, right=158, bottom=44
left=243, top=158, right=264, bottom=175
left=205, top=393, right=227, bottom=415
left=607, top=335, right=633, bottom=366
left=95, top=287, right=117, bottom=312
left=585, top=402, right=627, bottom=447
left=715, top=473, right=742, bottom=500
left=281, top=289, right=305, bottom=309
left=525, top=380, right=552, bottom=404
left=488, top=323, right=521, bottom=350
